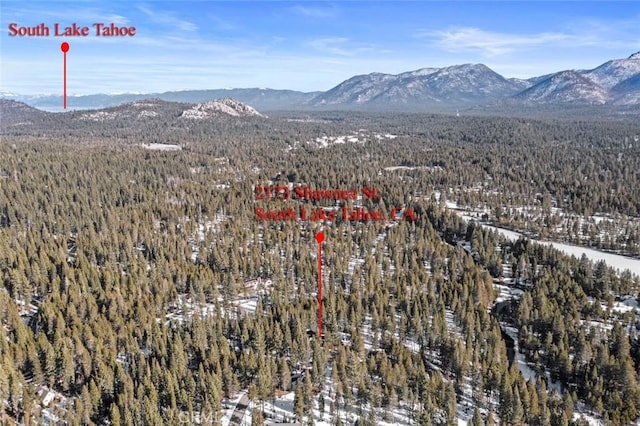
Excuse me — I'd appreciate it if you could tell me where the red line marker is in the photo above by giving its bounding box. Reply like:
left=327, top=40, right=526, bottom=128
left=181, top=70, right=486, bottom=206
left=315, top=232, right=325, bottom=339
left=61, top=42, right=69, bottom=109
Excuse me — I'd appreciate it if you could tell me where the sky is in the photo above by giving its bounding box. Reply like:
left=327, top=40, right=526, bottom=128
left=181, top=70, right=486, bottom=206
left=1, top=1, right=639, bottom=95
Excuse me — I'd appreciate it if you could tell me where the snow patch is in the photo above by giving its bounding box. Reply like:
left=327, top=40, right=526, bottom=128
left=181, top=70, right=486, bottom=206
left=141, top=143, right=182, bottom=151
left=181, top=98, right=264, bottom=119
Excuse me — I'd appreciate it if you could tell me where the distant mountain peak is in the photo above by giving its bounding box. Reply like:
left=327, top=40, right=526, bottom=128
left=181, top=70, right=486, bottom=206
left=311, top=62, right=523, bottom=107
left=583, top=52, right=640, bottom=91
left=453, top=63, right=488, bottom=70
left=181, top=98, right=265, bottom=119
left=403, top=67, right=439, bottom=77
left=514, top=70, right=609, bottom=104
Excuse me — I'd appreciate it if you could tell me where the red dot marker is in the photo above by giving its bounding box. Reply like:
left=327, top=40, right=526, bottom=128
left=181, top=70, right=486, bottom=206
left=315, top=232, right=324, bottom=244
left=61, top=42, right=69, bottom=109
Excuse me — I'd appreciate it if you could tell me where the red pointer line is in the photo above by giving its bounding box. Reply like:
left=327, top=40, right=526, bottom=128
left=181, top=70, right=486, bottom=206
left=61, top=42, right=69, bottom=109
left=315, top=232, right=325, bottom=340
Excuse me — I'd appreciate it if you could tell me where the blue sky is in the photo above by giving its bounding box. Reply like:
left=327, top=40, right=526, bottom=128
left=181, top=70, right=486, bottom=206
left=1, top=1, right=639, bottom=95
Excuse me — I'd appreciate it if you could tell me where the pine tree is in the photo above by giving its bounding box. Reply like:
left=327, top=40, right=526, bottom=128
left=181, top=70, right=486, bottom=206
left=109, top=402, right=121, bottom=426
left=512, top=391, right=524, bottom=426
left=304, top=371, right=314, bottom=410
left=471, top=407, right=483, bottom=426
left=252, top=410, right=265, bottom=426
left=295, top=382, right=305, bottom=422
left=318, top=394, right=325, bottom=418
left=486, top=410, right=496, bottom=426
left=279, top=357, right=291, bottom=391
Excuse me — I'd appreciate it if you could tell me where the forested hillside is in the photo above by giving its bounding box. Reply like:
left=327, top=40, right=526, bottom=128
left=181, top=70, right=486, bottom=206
left=1, top=106, right=639, bottom=424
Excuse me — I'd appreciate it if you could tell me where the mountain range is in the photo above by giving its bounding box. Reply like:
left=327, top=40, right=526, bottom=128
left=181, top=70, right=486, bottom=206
left=2, top=52, right=640, bottom=112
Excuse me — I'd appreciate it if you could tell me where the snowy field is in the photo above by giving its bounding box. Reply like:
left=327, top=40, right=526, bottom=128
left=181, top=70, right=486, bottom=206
left=141, top=143, right=182, bottom=151
left=447, top=204, right=640, bottom=277
left=383, top=165, right=443, bottom=172
left=308, top=131, right=399, bottom=148
left=483, top=223, right=640, bottom=276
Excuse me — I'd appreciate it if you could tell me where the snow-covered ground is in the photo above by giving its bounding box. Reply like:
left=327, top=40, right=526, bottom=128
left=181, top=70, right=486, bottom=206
left=612, top=296, right=640, bottom=315
left=163, top=293, right=260, bottom=326
left=541, top=240, right=640, bottom=276
left=314, top=134, right=363, bottom=147
left=308, top=131, right=399, bottom=149
left=383, top=165, right=443, bottom=172
left=483, top=223, right=640, bottom=276
left=477, top=224, right=523, bottom=242
left=448, top=205, right=640, bottom=276
left=501, top=324, right=562, bottom=394
left=141, top=143, right=182, bottom=151
left=78, top=111, right=117, bottom=121
left=219, top=392, right=245, bottom=426
left=188, top=214, right=229, bottom=262
left=572, top=403, right=607, bottom=426
left=181, top=99, right=265, bottom=119
left=256, top=357, right=417, bottom=426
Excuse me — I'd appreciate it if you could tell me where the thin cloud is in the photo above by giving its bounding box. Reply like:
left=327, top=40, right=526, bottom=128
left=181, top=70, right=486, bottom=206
left=308, top=37, right=352, bottom=56
left=308, top=37, right=377, bottom=57
left=419, top=27, right=572, bottom=56
left=289, top=4, right=338, bottom=19
left=420, top=24, right=640, bottom=57
left=137, top=5, right=197, bottom=32
left=564, top=15, right=640, bottom=49
left=1, top=6, right=130, bottom=26
left=207, top=14, right=240, bottom=31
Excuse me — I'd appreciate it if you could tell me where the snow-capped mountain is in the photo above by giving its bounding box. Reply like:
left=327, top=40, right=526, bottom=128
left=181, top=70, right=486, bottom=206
left=584, top=51, right=640, bottom=90
left=514, top=51, right=640, bottom=105
left=311, top=72, right=398, bottom=105
left=507, top=78, right=532, bottom=92
left=513, top=71, right=609, bottom=105
left=311, top=64, right=524, bottom=107
left=610, top=73, right=640, bottom=105
left=181, top=98, right=265, bottom=119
